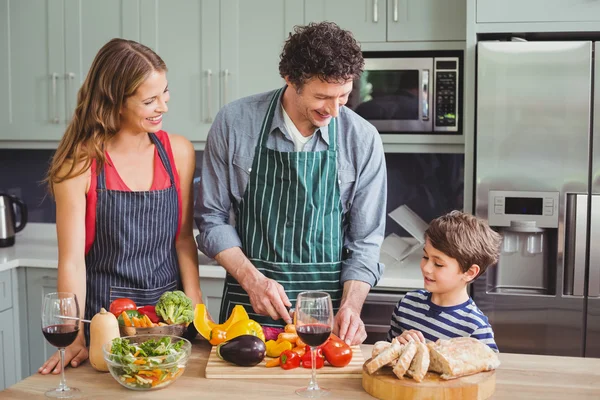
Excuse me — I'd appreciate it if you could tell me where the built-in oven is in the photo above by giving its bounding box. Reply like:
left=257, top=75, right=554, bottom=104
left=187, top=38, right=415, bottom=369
left=360, top=290, right=405, bottom=344
left=347, top=51, right=463, bottom=135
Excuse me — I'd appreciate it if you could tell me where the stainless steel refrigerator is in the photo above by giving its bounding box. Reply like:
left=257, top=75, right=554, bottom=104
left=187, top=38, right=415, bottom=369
left=474, top=40, right=600, bottom=357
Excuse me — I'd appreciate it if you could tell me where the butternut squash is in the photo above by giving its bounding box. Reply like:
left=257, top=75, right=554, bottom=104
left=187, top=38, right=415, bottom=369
left=89, top=307, right=120, bottom=372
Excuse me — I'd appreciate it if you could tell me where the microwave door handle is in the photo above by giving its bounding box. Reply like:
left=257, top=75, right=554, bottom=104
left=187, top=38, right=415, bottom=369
left=589, top=195, right=600, bottom=297
left=564, top=193, right=588, bottom=296
left=421, top=70, right=430, bottom=121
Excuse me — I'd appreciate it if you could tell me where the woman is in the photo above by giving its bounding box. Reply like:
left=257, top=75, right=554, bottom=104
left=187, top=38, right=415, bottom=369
left=40, top=38, right=204, bottom=375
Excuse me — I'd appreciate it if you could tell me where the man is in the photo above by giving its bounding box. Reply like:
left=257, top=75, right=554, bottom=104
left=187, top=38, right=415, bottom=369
left=196, top=22, right=386, bottom=345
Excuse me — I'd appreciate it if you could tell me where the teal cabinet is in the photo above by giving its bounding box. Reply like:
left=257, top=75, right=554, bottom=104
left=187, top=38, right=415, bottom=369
left=387, top=0, right=466, bottom=42
left=305, top=0, right=465, bottom=42
left=305, top=0, right=387, bottom=42
left=0, top=0, right=66, bottom=141
left=25, top=268, right=58, bottom=376
left=477, top=0, right=600, bottom=23
left=0, top=308, right=17, bottom=390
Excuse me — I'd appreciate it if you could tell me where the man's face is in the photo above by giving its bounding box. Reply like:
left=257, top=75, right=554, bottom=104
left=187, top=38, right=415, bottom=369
left=287, top=77, right=353, bottom=129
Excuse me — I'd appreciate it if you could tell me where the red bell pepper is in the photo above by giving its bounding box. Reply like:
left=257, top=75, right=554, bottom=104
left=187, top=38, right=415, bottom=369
left=301, top=346, right=325, bottom=369
left=137, top=305, right=160, bottom=323
left=280, top=350, right=301, bottom=370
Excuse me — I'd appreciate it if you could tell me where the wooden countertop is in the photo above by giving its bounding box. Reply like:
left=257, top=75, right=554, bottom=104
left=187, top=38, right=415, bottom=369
left=2, top=340, right=600, bottom=399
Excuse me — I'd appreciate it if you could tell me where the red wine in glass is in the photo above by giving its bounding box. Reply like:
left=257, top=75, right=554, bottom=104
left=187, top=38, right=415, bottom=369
left=296, top=324, right=332, bottom=347
left=41, top=292, right=82, bottom=399
left=294, top=291, right=334, bottom=398
left=42, top=325, right=80, bottom=348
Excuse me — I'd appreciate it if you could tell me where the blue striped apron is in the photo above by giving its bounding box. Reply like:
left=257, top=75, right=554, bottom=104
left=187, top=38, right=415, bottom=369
left=220, top=88, right=344, bottom=327
left=84, top=132, right=180, bottom=342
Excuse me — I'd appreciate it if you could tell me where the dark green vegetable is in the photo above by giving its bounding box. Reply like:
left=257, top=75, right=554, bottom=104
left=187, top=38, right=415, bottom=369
left=216, top=335, right=266, bottom=366
left=155, top=291, right=194, bottom=325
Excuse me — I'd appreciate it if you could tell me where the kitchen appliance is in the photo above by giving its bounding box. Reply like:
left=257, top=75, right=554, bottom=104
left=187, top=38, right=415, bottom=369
left=474, top=40, right=600, bottom=357
left=0, top=193, right=28, bottom=247
left=347, top=51, right=463, bottom=135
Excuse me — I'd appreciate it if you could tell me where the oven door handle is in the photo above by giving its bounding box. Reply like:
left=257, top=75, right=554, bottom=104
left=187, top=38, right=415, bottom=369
left=421, top=69, right=430, bottom=121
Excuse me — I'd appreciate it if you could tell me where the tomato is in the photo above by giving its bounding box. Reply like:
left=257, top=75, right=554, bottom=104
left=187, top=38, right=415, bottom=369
left=109, top=298, right=137, bottom=317
left=322, top=338, right=352, bottom=367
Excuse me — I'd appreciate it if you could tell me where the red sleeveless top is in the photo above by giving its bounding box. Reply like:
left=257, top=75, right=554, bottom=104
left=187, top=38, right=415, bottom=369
left=85, top=130, right=182, bottom=254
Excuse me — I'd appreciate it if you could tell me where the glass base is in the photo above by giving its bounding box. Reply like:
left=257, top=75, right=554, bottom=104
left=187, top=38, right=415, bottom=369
left=45, top=387, right=82, bottom=399
left=295, top=386, right=330, bottom=398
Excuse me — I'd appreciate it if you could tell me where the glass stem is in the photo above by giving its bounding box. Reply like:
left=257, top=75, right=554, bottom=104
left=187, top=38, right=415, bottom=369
left=308, top=347, right=319, bottom=391
left=58, top=348, right=68, bottom=392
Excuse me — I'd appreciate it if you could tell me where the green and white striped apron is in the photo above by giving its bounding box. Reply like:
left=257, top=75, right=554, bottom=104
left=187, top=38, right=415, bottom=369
left=220, top=88, right=344, bottom=327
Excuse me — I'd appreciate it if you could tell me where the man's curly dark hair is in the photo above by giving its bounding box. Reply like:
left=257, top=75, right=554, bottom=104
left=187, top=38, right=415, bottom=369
left=279, top=21, right=364, bottom=89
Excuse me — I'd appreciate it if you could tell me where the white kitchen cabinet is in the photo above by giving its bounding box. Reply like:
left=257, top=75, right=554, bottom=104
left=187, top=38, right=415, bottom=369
left=305, top=0, right=465, bottom=43
left=200, top=277, right=225, bottom=323
left=25, top=268, right=58, bottom=376
left=0, top=308, right=17, bottom=391
left=476, top=0, right=600, bottom=23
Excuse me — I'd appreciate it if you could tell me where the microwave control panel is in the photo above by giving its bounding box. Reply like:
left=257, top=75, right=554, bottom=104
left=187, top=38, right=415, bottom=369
left=434, top=58, right=459, bottom=132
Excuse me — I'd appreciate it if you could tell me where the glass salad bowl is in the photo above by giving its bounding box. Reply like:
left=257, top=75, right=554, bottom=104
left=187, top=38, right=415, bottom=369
left=103, top=334, right=191, bottom=390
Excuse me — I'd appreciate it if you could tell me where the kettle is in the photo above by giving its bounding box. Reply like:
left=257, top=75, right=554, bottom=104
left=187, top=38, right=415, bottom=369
left=0, top=193, right=28, bottom=247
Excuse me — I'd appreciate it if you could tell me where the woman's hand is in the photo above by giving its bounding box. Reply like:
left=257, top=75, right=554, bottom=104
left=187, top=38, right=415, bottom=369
left=39, top=337, right=88, bottom=375
left=396, top=329, right=426, bottom=345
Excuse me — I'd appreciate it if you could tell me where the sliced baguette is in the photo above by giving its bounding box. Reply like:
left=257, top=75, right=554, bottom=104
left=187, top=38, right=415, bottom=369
left=428, top=337, right=500, bottom=380
left=392, top=340, right=418, bottom=380
left=371, top=341, right=392, bottom=359
left=365, top=341, right=403, bottom=375
left=406, top=342, right=430, bottom=382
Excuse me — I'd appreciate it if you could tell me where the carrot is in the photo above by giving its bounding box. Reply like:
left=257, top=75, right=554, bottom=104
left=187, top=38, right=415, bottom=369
left=265, top=357, right=281, bottom=368
left=143, top=314, right=153, bottom=328
left=133, top=350, right=140, bottom=357
left=284, top=324, right=296, bottom=334
left=125, top=377, right=136, bottom=383
left=132, top=316, right=142, bottom=328
left=158, top=322, right=168, bottom=326
left=292, top=346, right=306, bottom=357
left=121, top=311, right=132, bottom=327
left=133, top=359, right=146, bottom=365
left=295, top=337, right=306, bottom=348
left=277, top=332, right=298, bottom=344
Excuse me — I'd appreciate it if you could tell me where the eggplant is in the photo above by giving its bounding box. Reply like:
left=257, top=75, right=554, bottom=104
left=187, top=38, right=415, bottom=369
left=216, top=335, right=266, bottom=366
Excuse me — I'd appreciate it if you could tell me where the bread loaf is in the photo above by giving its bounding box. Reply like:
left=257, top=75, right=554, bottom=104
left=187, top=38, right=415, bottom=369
left=406, top=341, right=430, bottom=382
left=365, top=341, right=403, bottom=375
left=392, top=340, right=418, bottom=380
left=428, top=337, right=500, bottom=380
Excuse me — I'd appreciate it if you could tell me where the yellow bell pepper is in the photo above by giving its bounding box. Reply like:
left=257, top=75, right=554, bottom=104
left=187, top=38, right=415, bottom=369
left=224, top=318, right=266, bottom=342
left=193, top=304, right=216, bottom=341
left=266, top=339, right=293, bottom=358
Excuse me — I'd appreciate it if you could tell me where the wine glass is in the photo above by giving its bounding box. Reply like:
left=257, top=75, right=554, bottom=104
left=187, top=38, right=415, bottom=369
left=294, top=291, right=334, bottom=398
left=41, top=292, right=82, bottom=398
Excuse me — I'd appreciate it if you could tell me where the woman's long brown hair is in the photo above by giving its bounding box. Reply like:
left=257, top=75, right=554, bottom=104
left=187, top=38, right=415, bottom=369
left=46, top=38, right=167, bottom=194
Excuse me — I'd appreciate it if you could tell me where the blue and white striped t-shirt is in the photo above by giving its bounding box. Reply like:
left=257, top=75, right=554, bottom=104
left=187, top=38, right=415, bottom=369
left=387, top=290, right=498, bottom=352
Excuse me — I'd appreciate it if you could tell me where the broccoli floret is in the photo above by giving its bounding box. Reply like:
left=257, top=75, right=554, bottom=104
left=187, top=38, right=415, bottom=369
left=155, top=290, right=193, bottom=325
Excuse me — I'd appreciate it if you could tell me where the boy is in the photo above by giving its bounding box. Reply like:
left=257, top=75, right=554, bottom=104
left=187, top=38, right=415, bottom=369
left=388, top=211, right=501, bottom=352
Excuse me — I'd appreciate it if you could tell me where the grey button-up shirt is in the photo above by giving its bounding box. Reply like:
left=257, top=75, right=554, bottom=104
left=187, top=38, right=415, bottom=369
left=195, top=88, right=387, bottom=287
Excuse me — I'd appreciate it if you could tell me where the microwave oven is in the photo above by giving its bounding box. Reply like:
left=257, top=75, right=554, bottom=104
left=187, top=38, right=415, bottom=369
left=347, top=51, right=463, bottom=134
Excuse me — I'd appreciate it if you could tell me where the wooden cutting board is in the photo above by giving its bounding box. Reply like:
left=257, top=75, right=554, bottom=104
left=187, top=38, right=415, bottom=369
left=362, top=359, right=495, bottom=400
left=205, top=345, right=364, bottom=379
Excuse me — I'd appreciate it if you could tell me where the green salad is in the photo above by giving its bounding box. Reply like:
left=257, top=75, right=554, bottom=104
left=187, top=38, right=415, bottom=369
left=107, top=336, right=187, bottom=389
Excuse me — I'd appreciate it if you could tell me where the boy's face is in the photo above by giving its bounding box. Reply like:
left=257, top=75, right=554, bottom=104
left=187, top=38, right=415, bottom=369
left=420, top=238, right=478, bottom=294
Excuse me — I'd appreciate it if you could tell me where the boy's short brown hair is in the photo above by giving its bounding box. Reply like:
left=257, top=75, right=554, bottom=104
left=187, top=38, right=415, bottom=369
left=425, top=211, right=502, bottom=278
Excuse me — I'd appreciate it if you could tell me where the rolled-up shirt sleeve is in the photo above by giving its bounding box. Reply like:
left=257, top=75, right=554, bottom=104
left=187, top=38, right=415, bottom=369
left=194, top=108, right=242, bottom=258
left=340, top=132, right=387, bottom=287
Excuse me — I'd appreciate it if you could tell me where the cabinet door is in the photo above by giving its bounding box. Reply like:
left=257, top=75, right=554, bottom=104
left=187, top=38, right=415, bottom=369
left=477, top=0, right=600, bottom=23
left=220, top=0, right=298, bottom=106
left=387, top=0, right=466, bottom=42
left=304, top=0, right=386, bottom=43
left=0, top=308, right=16, bottom=390
left=63, top=0, right=141, bottom=124
left=26, top=268, right=58, bottom=376
left=0, top=0, right=66, bottom=141
left=142, top=0, right=219, bottom=142
left=199, top=278, right=225, bottom=324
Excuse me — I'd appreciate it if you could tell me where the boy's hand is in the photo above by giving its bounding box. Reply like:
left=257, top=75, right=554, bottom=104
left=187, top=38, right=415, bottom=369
left=397, top=329, right=426, bottom=344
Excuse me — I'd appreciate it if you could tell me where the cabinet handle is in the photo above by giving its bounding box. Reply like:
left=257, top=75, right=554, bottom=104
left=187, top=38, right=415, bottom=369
left=393, top=0, right=399, bottom=22
left=205, top=69, right=213, bottom=123
left=223, top=69, right=230, bottom=107
left=51, top=73, right=59, bottom=124
left=65, top=72, right=75, bottom=123
left=373, top=0, right=378, bottom=23
left=421, top=70, right=430, bottom=121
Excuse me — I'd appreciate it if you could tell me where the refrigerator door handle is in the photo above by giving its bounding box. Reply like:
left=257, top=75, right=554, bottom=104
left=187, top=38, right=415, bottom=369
left=588, top=195, right=600, bottom=297
left=564, top=194, right=588, bottom=296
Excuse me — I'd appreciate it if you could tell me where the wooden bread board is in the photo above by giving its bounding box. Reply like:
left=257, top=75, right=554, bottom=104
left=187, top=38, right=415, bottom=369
left=362, top=358, right=495, bottom=400
left=205, top=345, right=364, bottom=379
